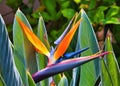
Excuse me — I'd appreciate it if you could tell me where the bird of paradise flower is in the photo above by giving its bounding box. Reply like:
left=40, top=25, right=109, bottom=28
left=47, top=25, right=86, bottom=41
left=16, top=16, right=109, bottom=83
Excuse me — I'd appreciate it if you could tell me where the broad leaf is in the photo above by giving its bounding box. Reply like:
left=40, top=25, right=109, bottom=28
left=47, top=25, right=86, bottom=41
left=0, top=15, right=22, bottom=86
left=100, top=59, right=112, bottom=86
left=27, top=71, right=36, bottom=86
left=58, top=75, right=68, bottom=86
left=94, top=6, right=108, bottom=23
left=61, top=8, right=76, bottom=20
left=103, top=37, right=120, bottom=86
left=36, top=16, right=49, bottom=86
left=105, top=17, right=120, bottom=24
left=78, top=9, right=100, bottom=86
left=106, top=6, right=119, bottom=18
left=0, top=74, right=6, bottom=86
left=37, top=16, right=61, bottom=86
left=13, top=9, right=38, bottom=85
left=72, top=13, right=82, bottom=86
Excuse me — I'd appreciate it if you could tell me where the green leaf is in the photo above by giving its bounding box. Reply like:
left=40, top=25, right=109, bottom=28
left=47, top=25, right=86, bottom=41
left=27, top=71, right=36, bottom=86
left=104, top=17, right=120, bottom=24
left=13, top=9, right=38, bottom=85
left=36, top=16, right=49, bottom=86
left=74, top=0, right=81, bottom=4
left=0, top=74, right=6, bottom=86
left=58, top=75, right=68, bottom=86
left=41, top=0, right=56, bottom=19
left=106, top=6, right=119, bottom=18
left=61, top=1, right=70, bottom=9
left=41, top=12, right=51, bottom=21
left=36, top=16, right=61, bottom=85
left=88, top=0, right=96, bottom=10
left=72, top=66, right=80, bottom=86
left=103, top=0, right=115, bottom=5
left=100, top=59, right=112, bottom=86
left=78, top=9, right=100, bottom=86
left=104, top=37, right=120, bottom=86
left=72, top=13, right=81, bottom=86
left=6, top=0, right=22, bottom=8
left=0, top=15, right=22, bottom=86
left=94, top=6, right=108, bottom=23
left=61, top=8, right=76, bottom=20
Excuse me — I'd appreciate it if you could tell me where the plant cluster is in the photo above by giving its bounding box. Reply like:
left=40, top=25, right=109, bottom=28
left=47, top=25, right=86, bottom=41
left=0, top=9, right=120, bottom=86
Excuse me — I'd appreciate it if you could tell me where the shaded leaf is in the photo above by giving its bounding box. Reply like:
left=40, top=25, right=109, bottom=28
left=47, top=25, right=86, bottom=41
left=42, top=0, right=56, bottom=18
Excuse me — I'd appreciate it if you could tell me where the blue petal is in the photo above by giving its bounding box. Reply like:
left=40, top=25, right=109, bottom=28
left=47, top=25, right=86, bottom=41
left=63, top=47, right=89, bottom=58
left=56, top=47, right=89, bottom=63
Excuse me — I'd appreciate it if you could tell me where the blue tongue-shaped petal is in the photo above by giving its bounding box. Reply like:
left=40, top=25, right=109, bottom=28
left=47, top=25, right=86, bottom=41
left=56, top=47, right=89, bottom=63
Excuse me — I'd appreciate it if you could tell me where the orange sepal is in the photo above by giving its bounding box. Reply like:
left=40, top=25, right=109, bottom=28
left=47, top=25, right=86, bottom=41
left=53, top=19, right=81, bottom=62
left=16, top=17, right=50, bottom=57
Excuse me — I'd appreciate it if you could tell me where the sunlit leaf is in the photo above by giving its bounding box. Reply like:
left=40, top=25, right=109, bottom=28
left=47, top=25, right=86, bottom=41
left=94, top=6, right=108, bottom=23
left=78, top=9, right=100, bottom=86
left=61, top=8, right=76, bottom=20
left=106, top=6, right=119, bottom=18
left=100, top=59, right=112, bottom=86
left=13, top=9, right=38, bottom=85
left=27, top=71, right=36, bottom=86
left=103, top=37, right=120, bottom=86
left=36, top=16, right=50, bottom=86
left=105, top=17, right=120, bottom=24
